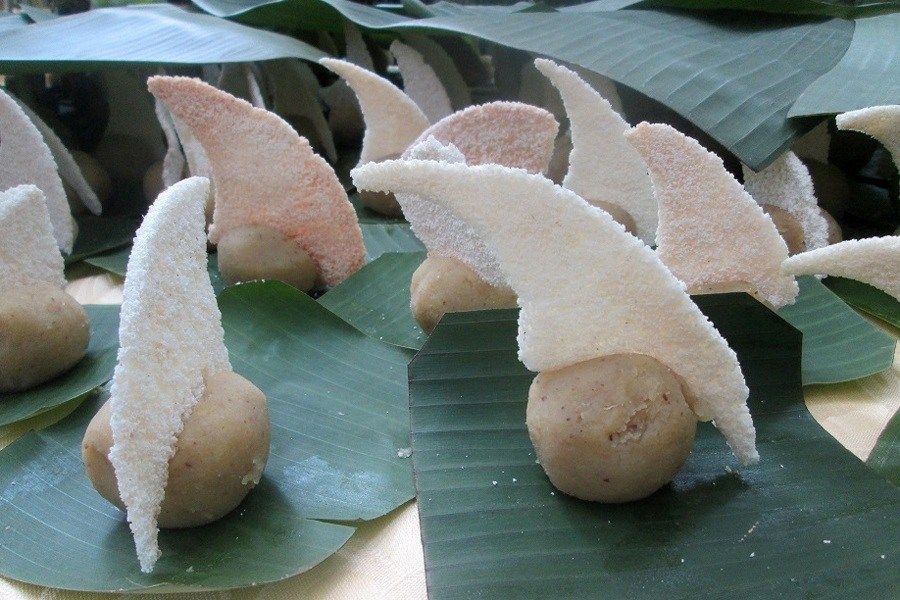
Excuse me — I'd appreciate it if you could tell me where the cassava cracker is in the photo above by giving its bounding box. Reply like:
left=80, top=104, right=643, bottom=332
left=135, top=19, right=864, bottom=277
left=0, top=184, right=66, bottom=291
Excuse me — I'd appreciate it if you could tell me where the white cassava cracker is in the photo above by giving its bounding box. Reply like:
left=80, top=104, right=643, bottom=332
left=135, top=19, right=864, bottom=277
left=0, top=184, right=66, bottom=291
left=535, top=59, right=657, bottom=245
left=153, top=97, right=187, bottom=189
left=390, top=41, right=454, bottom=124
left=0, top=87, right=74, bottom=253
left=783, top=236, right=900, bottom=300
left=397, top=137, right=506, bottom=286
left=148, top=76, right=365, bottom=287
left=401, top=33, right=471, bottom=111
left=216, top=63, right=266, bottom=108
left=108, top=176, right=231, bottom=573
left=318, top=23, right=374, bottom=144
left=263, top=59, right=337, bottom=163
left=170, top=116, right=211, bottom=180
left=743, top=151, right=829, bottom=252
left=836, top=105, right=899, bottom=165
left=15, top=97, right=102, bottom=215
left=626, top=122, right=799, bottom=309
left=405, top=102, right=558, bottom=174
left=319, top=58, right=429, bottom=165
left=352, top=159, right=758, bottom=465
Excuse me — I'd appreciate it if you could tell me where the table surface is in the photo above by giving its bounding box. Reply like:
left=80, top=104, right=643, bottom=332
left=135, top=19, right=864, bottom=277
left=1, top=267, right=897, bottom=600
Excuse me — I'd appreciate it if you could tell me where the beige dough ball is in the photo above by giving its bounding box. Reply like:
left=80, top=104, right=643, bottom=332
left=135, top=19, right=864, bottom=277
left=0, top=282, right=90, bottom=393
left=359, top=154, right=404, bottom=217
left=589, top=199, right=637, bottom=237
left=546, top=131, right=572, bottom=185
left=410, top=255, right=517, bottom=333
left=762, top=204, right=805, bottom=254
left=218, top=224, right=318, bottom=291
left=142, top=159, right=165, bottom=203
left=82, top=370, right=270, bottom=529
left=820, top=207, right=843, bottom=244
left=527, top=354, right=697, bottom=503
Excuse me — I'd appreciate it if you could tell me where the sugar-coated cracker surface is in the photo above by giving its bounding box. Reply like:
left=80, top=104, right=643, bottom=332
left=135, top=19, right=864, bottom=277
left=16, top=97, right=102, bottom=215
left=216, top=63, right=266, bottom=108
left=401, top=33, right=471, bottom=110
left=153, top=97, right=187, bottom=189
left=108, top=177, right=231, bottom=573
left=535, top=59, right=657, bottom=245
left=0, top=87, right=73, bottom=253
left=0, top=184, right=66, bottom=291
left=627, top=122, right=799, bottom=309
left=783, top=236, right=900, bottom=300
left=390, top=41, right=453, bottom=124
left=397, top=137, right=506, bottom=286
left=171, top=115, right=211, bottom=180
left=573, top=65, right=624, bottom=115
left=319, top=58, right=429, bottom=166
left=352, top=159, right=758, bottom=465
left=263, top=59, right=337, bottom=163
left=743, top=151, right=829, bottom=252
left=148, top=76, right=365, bottom=287
left=836, top=105, right=900, bottom=164
left=406, top=102, right=558, bottom=175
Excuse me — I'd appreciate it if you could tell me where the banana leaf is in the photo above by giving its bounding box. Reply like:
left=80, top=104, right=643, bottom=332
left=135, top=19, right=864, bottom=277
left=0, top=281, right=414, bottom=592
left=629, top=1, right=900, bottom=18
left=790, top=12, right=900, bottom=117
left=191, top=0, right=414, bottom=32
left=361, top=222, right=425, bottom=260
left=0, top=4, right=325, bottom=74
left=868, top=409, right=900, bottom=486
left=778, top=276, right=895, bottom=384
left=824, top=276, right=900, bottom=329
left=0, top=304, right=119, bottom=428
left=319, top=251, right=426, bottom=349
left=86, top=247, right=228, bottom=295
left=64, top=215, right=140, bottom=265
left=407, top=297, right=900, bottom=599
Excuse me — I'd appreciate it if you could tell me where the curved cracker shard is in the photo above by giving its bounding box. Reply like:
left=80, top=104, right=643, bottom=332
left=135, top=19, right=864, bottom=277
left=0, top=87, right=73, bottom=253
left=406, top=102, right=559, bottom=174
left=390, top=41, right=453, bottom=124
left=0, top=184, right=66, bottom=290
left=743, top=151, right=829, bottom=252
left=627, top=123, right=799, bottom=309
left=535, top=59, right=657, bottom=245
left=217, top=63, right=267, bottom=109
left=783, top=236, right=900, bottom=301
left=171, top=116, right=211, bottom=180
left=398, top=137, right=506, bottom=287
left=153, top=98, right=187, bottom=189
left=148, top=76, right=365, bottom=287
left=109, top=177, right=230, bottom=573
left=401, top=34, right=471, bottom=111
left=319, top=58, right=429, bottom=166
left=836, top=105, right=899, bottom=165
left=262, top=59, right=337, bottom=163
left=15, top=99, right=102, bottom=215
left=352, top=159, right=758, bottom=465
left=344, top=20, right=375, bottom=71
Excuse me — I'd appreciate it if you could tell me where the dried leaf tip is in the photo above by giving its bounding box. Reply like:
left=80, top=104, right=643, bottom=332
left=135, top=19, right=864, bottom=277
left=0, top=184, right=66, bottom=291
left=352, top=159, right=758, bottom=465
left=148, top=75, right=365, bottom=287
left=109, top=176, right=230, bottom=573
left=783, top=236, right=900, bottom=301
left=0, top=87, right=74, bottom=253
left=626, top=122, right=799, bottom=309
left=535, top=58, right=657, bottom=245
left=319, top=58, right=429, bottom=166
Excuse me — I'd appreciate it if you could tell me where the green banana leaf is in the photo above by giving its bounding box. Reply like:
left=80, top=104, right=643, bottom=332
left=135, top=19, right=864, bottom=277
left=824, top=276, right=900, bottom=329
left=319, top=251, right=426, bottom=349
left=0, top=304, right=119, bottom=428
left=779, top=276, right=895, bottom=384
left=0, top=281, right=415, bottom=592
left=628, top=0, right=900, bottom=18
left=65, top=215, right=140, bottom=265
left=790, top=13, right=900, bottom=117
left=407, top=297, right=900, bottom=599
left=361, top=222, right=425, bottom=260
left=0, top=4, right=325, bottom=74
left=191, top=0, right=414, bottom=32
left=868, top=409, right=900, bottom=486
left=349, top=191, right=408, bottom=224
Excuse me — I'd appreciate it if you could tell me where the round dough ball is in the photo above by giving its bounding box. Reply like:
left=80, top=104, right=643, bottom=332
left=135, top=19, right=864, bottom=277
left=218, top=224, right=318, bottom=291
left=360, top=154, right=404, bottom=217
left=589, top=199, right=637, bottom=237
left=410, top=255, right=517, bottom=333
left=820, top=207, right=843, bottom=245
left=0, top=282, right=90, bottom=393
left=762, top=204, right=804, bottom=254
left=527, top=354, right=697, bottom=503
left=142, top=159, right=165, bottom=203
left=82, top=370, right=270, bottom=529
left=546, top=131, right=572, bottom=185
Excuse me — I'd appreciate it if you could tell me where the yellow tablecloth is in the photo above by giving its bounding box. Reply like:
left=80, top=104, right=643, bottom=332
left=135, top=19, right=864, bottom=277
left=1, top=268, right=897, bottom=600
